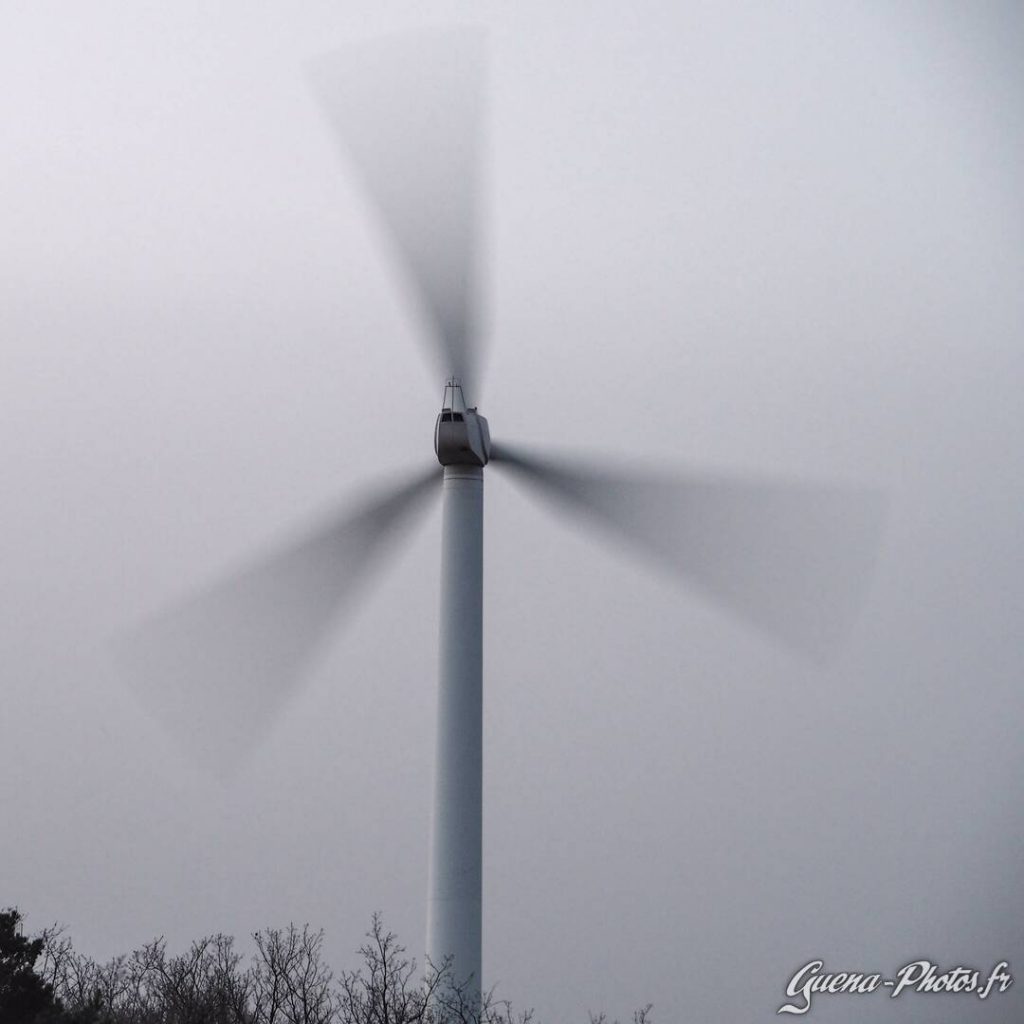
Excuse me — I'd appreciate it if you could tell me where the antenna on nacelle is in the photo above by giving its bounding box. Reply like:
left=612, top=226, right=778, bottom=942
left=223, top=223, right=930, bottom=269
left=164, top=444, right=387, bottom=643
left=442, top=376, right=468, bottom=413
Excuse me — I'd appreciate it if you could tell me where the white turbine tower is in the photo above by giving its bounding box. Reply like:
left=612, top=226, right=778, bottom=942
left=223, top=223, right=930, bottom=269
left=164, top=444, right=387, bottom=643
left=428, top=378, right=486, bottom=998
left=119, top=29, right=885, bottom=1011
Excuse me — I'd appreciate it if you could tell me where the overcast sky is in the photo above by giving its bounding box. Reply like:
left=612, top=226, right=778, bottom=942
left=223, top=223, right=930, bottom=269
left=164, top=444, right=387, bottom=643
left=2, top=2, right=1023, bottom=1022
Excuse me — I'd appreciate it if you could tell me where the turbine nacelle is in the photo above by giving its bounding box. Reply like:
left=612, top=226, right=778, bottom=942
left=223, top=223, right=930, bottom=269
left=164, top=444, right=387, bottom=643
left=435, top=377, right=491, bottom=467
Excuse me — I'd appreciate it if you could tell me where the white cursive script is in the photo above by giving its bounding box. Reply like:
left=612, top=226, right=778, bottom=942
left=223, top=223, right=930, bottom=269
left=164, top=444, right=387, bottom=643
left=778, top=959, right=1013, bottom=1015
left=778, top=960, right=881, bottom=1015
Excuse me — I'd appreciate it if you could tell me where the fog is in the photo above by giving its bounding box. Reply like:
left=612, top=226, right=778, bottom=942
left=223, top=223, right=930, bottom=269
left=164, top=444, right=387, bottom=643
left=2, top=2, right=1022, bottom=1021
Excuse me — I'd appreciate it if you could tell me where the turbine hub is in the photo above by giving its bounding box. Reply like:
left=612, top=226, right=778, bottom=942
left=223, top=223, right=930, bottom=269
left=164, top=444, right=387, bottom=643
left=434, top=377, right=490, bottom=467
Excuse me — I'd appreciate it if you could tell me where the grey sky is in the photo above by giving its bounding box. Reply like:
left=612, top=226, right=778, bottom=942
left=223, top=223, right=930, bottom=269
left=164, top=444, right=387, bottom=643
left=2, top=2, right=1023, bottom=1022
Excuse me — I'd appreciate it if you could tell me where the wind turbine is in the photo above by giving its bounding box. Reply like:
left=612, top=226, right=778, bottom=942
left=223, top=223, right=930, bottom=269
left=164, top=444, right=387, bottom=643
left=119, top=28, right=884, bottom=1009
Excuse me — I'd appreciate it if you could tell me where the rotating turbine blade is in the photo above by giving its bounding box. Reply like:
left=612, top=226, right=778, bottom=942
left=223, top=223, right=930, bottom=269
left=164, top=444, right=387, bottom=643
left=491, top=444, right=886, bottom=659
left=116, top=467, right=440, bottom=773
left=310, top=30, right=485, bottom=400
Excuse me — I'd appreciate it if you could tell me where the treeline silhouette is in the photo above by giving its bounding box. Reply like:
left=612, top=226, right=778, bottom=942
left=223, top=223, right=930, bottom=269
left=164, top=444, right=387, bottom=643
left=2, top=907, right=652, bottom=1024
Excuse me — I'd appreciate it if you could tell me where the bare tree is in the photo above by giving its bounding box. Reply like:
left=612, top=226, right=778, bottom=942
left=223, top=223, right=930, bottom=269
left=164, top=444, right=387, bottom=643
left=335, top=913, right=432, bottom=1024
left=588, top=1007, right=653, bottom=1024
left=44, top=933, right=250, bottom=1024
left=28, top=912, right=649, bottom=1024
left=251, top=924, right=333, bottom=1024
left=336, top=914, right=533, bottom=1024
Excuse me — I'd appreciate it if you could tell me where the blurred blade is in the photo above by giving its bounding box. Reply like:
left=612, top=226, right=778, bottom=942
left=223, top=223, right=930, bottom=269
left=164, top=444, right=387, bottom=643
left=310, top=30, right=485, bottom=401
left=116, top=466, right=440, bottom=774
left=491, top=443, right=886, bottom=659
